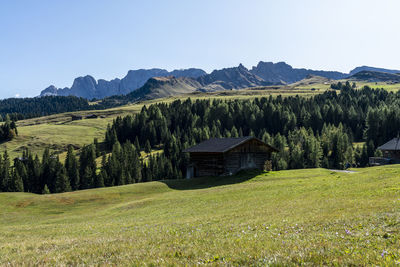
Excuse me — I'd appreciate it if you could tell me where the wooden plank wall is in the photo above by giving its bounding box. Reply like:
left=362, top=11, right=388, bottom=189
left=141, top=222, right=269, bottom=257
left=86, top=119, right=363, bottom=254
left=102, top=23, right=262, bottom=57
left=190, top=153, right=225, bottom=176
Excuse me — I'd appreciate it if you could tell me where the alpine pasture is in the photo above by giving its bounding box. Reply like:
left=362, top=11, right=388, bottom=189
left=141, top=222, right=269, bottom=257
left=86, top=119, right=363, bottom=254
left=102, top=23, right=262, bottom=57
left=0, top=166, right=399, bottom=265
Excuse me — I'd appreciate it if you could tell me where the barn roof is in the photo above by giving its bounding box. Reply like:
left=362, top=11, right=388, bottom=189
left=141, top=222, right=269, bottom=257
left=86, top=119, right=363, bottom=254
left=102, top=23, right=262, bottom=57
left=183, top=136, right=278, bottom=153
left=378, top=137, right=400, bottom=151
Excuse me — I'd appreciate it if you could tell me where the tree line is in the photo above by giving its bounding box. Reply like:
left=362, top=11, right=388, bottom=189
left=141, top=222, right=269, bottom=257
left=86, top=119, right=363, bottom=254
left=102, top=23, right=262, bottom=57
left=0, top=96, right=115, bottom=121
left=1, top=82, right=399, bottom=193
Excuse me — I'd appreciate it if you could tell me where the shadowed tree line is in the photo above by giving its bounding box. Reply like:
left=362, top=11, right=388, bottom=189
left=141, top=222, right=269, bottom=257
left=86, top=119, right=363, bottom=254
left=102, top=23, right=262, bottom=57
left=0, top=95, right=116, bottom=121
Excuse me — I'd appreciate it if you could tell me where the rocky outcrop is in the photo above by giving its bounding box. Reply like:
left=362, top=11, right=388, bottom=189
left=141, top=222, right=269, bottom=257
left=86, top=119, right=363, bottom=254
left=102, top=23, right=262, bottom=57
left=250, top=61, right=346, bottom=84
left=197, top=64, right=269, bottom=91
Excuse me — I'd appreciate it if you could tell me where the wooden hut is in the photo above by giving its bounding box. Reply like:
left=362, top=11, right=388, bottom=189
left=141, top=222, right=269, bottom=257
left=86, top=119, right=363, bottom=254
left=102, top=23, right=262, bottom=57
left=183, top=136, right=278, bottom=178
left=71, top=114, right=83, bottom=121
left=86, top=114, right=98, bottom=119
left=370, top=137, right=400, bottom=165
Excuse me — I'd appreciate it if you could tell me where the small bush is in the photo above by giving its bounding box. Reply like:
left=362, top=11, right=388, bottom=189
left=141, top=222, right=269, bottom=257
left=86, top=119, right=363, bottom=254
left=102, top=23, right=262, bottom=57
left=264, top=160, right=272, bottom=172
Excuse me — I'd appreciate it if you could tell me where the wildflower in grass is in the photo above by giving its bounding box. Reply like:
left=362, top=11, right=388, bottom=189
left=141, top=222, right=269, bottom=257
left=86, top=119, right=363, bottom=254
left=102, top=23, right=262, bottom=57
left=345, top=229, right=351, bottom=235
left=381, top=250, right=388, bottom=257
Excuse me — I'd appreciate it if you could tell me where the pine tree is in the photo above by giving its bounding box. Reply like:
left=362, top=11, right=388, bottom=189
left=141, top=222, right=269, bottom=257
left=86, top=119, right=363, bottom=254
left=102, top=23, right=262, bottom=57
left=230, top=126, right=239, bottom=138
left=42, top=184, right=50, bottom=194
left=80, top=166, right=93, bottom=189
left=145, top=140, right=151, bottom=153
left=93, top=171, right=105, bottom=188
left=14, top=159, right=28, bottom=192
left=134, top=136, right=141, bottom=156
left=65, top=146, right=80, bottom=190
left=79, top=144, right=97, bottom=189
left=94, top=138, right=100, bottom=157
left=2, top=150, right=11, bottom=191
left=10, top=170, right=24, bottom=192
left=32, top=155, right=42, bottom=193
left=100, top=152, right=110, bottom=186
left=55, top=162, right=71, bottom=193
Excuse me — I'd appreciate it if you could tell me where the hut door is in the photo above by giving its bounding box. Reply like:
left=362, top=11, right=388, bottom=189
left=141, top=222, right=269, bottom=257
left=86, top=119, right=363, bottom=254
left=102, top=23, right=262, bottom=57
left=186, top=166, right=194, bottom=179
left=240, top=153, right=256, bottom=169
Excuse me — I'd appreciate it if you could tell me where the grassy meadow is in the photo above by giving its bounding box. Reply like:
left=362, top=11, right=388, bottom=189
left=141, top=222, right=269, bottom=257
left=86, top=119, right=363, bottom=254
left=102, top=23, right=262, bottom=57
left=0, top=165, right=399, bottom=265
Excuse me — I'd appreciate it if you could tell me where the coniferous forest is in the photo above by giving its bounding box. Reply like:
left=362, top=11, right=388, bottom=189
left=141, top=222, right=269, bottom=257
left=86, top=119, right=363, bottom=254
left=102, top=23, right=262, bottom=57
left=0, top=96, right=113, bottom=121
left=2, top=82, right=400, bottom=193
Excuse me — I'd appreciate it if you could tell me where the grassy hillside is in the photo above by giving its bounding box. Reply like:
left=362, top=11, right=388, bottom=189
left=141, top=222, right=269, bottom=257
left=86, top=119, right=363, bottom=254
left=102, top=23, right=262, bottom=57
left=0, top=86, right=327, bottom=160
left=0, top=166, right=399, bottom=265
left=1, top=79, right=398, bottom=161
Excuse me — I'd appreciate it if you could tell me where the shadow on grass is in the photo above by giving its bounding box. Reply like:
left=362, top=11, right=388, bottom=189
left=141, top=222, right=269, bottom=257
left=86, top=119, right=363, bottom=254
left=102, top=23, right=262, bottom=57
left=161, top=169, right=263, bottom=190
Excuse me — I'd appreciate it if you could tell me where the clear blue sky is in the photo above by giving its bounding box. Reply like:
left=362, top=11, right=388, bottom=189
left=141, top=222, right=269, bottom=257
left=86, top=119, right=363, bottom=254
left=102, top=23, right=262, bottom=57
left=1, top=0, right=400, bottom=98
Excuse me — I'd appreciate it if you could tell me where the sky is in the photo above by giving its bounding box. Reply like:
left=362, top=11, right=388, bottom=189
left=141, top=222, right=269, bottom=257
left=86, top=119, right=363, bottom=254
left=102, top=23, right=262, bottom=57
left=1, top=0, right=400, bottom=98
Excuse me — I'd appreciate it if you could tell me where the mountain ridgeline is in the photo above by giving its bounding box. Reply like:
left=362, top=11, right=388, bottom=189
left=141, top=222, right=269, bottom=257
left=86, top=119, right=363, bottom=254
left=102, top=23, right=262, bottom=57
left=41, top=68, right=207, bottom=100
left=40, top=61, right=400, bottom=101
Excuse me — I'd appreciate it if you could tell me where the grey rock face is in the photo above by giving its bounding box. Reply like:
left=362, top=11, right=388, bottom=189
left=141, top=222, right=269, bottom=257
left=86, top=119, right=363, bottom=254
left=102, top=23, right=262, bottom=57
left=250, top=61, right=346, bottom=84
left=69, top=75, right=98, bottom=99
left=41, top=85, right=59, bottom=96
left=197, top=64, right=267, bottom=91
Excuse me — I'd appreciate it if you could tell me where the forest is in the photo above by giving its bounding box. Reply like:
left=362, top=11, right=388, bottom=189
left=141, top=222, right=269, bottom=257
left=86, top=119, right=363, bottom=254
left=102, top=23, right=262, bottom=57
left=1, top=82, right=400, bottom=193
left=0, top=95, right=112, bottom=121
left=0, top=115, right=18, bottom=142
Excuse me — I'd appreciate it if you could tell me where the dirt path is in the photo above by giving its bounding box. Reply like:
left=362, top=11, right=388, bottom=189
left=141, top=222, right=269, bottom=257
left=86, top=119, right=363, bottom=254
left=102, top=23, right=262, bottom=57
left=329, top=169, right=357, bottom=173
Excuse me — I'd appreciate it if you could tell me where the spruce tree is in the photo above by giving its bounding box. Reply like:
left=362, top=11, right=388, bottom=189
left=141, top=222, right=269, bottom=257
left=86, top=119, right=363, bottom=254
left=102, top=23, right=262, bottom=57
left=134, top=136, right=141, bottom=156
left=94, top=171, right=105, bottom=188
left=65, top=146, right=80, bottom=190
left=55, top=162, right=71, bottom=193
left=2, top=150, right=11, bottom=191
left=42, top=184, right=50, bottom=194
left=14, top=160, right=28, bottom=192
left=145, top=140, right=151, bottom=153
left=81, top=166, right=93, bottom=189
left=10, top=170, right=24, bottom=192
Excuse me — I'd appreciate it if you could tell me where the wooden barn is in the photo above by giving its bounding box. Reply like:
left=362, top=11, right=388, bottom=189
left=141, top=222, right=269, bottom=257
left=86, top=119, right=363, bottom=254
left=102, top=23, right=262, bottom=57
left=370, top=137, right=400, bottom=165
left=86, top=114, right=98, bottom=119
left=71, top=114, right=83, bottom=121
left=183, top=136, right=278, bottom=178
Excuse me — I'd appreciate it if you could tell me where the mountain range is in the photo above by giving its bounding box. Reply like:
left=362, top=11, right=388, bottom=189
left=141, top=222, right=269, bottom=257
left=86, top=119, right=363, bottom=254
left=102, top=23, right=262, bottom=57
left=40, top=68, right=206, bottom=99
left=40, top=62, right=400, bottom=100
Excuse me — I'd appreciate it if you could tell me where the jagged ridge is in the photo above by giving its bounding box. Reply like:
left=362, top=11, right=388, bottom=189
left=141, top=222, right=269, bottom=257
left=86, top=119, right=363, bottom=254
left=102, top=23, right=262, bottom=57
left=40, top=62, right=400, bottom=100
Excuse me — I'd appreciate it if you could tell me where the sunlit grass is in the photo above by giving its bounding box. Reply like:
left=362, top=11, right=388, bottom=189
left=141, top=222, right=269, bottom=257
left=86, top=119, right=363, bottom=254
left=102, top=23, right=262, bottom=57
left=0, top=165, right=399, bottom=265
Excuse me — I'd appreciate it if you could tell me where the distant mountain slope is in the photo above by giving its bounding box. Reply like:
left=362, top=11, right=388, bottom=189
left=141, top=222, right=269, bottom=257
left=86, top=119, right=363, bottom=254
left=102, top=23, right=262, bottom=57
left=290, top=75, right=332, bottom=87
left=348, top=70, right=400, bottom=82
left=250, top=61, right=347, bottom=83
left=121, top=64, right=271, bottom=101
left=126, top=76, right=202, bottom=100
left=41, top=68, right=206, bottom=99
left=349, top=66, right=400, bottom=76
left=197, top=64, right=270, bottom=91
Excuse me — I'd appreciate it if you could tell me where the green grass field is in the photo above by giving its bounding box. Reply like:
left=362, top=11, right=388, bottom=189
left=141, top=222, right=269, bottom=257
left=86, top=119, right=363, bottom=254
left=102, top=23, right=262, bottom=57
left=1, top=165, right=399, bottom=265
